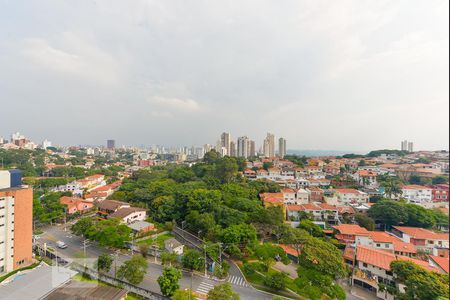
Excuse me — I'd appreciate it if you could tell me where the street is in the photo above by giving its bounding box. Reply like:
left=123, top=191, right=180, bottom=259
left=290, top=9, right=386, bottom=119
left=37, top=224, right=278, bottom=300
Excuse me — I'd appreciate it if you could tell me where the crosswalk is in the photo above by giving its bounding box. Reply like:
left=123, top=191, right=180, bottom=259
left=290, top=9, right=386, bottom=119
left=196, top=280, right=215, bottom=295
left=227, top=275, right=249, bottom=287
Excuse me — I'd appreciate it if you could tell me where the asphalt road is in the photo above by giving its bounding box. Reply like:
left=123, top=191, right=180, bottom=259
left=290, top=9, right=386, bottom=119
left=37, top=224, right=278, bottom=300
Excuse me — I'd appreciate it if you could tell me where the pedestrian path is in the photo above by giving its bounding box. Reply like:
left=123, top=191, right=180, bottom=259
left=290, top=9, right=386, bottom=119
left=196, top=280, right=215, bottom=295
left=227, top=275, right=249, bottom=287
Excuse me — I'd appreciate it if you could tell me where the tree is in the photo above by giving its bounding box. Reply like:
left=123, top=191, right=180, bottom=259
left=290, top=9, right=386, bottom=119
left=390, top=260, right=449, bottom=300
left=181, top=249, right=204, bottom=271
left=354, top=213, right=375, bottom=231
left=379, top=176, right=402, bottom=199
left=203, top=150, right=220, bottom=164
left=299, top=233, right=347, bottom=278
left=263, top=162, right=274, bottom=170
left=71, top=217, right=94, bottom=236
left=279, top=226, right=309, bottom=258
left=432, top=176, right=449, bottom=185
left=215, top=157, right=239, bottom=183
left=213, top=261, right=230, bottom=279
left=208, top=283, right=240, bottom=300
left=158, top=267, right=182, bottom=297
left=368, top=200, right=408, bottom=227
left=404, top=204, right=436, bottom=228
left=263, top=272, right=288, bottom=290
left=173, top=289, right=195, bottom=300
left=220, top=224, right=257, bottom=248
left=117, top=255, right=148, bottom=285
left=96, top=253, right=113, bottom=273
left=161, top=251, right=178, bottom=266
left=298, top=220, right=325, bottom=237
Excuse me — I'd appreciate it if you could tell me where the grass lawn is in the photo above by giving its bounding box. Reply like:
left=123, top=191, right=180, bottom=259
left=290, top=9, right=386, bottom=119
left=137, top=232, right=173, bottom=248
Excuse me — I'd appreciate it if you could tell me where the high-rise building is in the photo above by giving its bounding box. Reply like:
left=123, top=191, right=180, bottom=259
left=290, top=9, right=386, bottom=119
left=248, top=140, right=256, bottom=158
left=229, top=141, right=236, bottom=157
left=220, top=132, right=231, bottom=156
left=408, top=142, right=414, bottom=152
left=237, top=136, right=249, bottom=158
left=401, top=140, right=408, bottom=151
left=278, top=137, right=287, bottom=158
left=263, top=133, right=275, bottom=158
left=107, top=139, right=116, bottom=150
left=0, top=170, right=33, bottom=275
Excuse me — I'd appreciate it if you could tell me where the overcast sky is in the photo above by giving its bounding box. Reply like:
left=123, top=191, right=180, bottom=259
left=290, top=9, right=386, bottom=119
left=0, top=0, right=448, bottom=151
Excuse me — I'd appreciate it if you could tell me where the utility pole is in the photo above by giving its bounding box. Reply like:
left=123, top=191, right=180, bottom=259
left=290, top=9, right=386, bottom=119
left=218, top=243, right=222, bottom=265
left=204, top=244, right=207, bottom=277
left=83, top=238, right=87, bottom=267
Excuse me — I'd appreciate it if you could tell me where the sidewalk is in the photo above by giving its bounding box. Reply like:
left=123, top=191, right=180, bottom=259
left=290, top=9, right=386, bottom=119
left=272, top=262, right=298, bottom=279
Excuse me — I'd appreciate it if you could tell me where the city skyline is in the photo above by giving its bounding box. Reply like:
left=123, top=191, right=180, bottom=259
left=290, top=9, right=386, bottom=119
left=0, top=1, right=448, bottom=151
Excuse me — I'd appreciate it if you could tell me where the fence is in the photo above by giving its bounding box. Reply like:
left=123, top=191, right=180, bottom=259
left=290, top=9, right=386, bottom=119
left=70, top=262, right=170, bottom=300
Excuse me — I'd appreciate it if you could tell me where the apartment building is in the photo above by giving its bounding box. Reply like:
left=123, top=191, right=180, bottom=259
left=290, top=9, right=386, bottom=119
left=0, top=174, right=33, bottom=275
left=401, top=185, right=433, bottom=203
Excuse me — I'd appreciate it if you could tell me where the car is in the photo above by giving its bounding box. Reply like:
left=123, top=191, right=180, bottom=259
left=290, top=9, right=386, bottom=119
left=56, top=241, right=68, bottom=249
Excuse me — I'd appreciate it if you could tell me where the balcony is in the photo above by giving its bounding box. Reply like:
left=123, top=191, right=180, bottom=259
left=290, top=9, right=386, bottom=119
left=353, top=268, right=378, bottom=287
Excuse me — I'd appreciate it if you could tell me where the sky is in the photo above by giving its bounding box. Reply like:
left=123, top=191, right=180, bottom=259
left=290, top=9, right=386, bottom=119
left=0, top=0, right=448, bottom=152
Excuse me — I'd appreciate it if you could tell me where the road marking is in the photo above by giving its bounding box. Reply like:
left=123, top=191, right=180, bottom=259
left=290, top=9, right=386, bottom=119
left=228, top=275, right=248, bottom=287
left=196, top=281, right=215, bottom=294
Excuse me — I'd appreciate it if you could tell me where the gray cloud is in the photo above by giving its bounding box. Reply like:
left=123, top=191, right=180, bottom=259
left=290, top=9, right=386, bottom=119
left=0, top=0, right=448, bottom=151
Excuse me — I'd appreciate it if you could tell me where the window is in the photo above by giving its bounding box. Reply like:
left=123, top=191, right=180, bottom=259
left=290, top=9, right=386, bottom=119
left=385, top=244, right=389, bottom=248
left=376, top=243, right=381, bottom=247
left=363, top=263, right=368, bottom=268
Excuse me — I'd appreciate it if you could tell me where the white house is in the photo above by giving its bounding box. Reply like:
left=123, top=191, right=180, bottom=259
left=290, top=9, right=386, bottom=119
left=401, top=185, right=432, bottom=203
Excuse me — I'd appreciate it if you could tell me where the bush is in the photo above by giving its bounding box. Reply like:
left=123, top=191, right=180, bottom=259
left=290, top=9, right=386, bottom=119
left=263, top=272, right=287, bottom=290
left=242, top=263, right=255, bottom=276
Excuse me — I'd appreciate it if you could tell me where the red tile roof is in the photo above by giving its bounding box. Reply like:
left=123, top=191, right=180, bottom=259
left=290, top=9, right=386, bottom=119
left=394, top=226, right=449, bottom=241
left=401, top=185, right=431, bottom=190
left=356, top=245, right=438, bottom=272
left=430, top=256, right=449, bottom=273
left=278, top=244, right=299, bottom=257
left=332, top=224, right=370, bottom=236
left=334, top=188, right=361, bottom=194
left=368, top=231, right=417, bottom=254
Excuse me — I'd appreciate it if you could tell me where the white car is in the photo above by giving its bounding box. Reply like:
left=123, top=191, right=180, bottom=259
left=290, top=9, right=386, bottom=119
left=56, top=241, right=68, bottom=249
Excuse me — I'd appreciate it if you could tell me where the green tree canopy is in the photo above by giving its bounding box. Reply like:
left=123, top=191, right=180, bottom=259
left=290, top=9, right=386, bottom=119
left=368, top=200, right=408, bottom=227
left=207, top=283, right=240, bottom=300
left=157, top=267, right=182, bottom=297
left=117, top=255, right=148, bottom=285
left=181, top=249, right=205, bottom=271
left=96, top=253, right=113, bottom=273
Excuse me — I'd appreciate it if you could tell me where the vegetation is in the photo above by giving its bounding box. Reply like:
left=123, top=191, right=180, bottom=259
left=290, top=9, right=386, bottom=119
left=368, top=200, right=449, bottom=229
left=354, top=213, right=375, bottom=231
left=33, top=191, right=69, bottom=224
left=117, top=255, right=148, bottom=285
left=390, top=260, right=449, bottom=299
left=181, top=249, right=205, bottom=271
left=72, top=217, right=132, bottom=248
left=173, top=289, right=195, bottom=300
left=96, top=253, right=114, bottom=273
left=207, top=283, right=240, bottom=300
left=157, top=267, right=182, bottom=297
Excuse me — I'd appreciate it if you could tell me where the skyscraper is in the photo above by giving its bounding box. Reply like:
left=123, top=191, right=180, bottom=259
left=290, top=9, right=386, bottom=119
left=408, top=142, right=414, bottom=152
left=237, top=136, right=249, bottom=158
left=230, top=141, right=236, bottom=157
left=107, top=139, right=116, bottom=150
left=249, top=140, right=256, bottom=158
left=263, top=133, right=275, bottom=158
left=401, top=140, right=408, bottom=151
left=220, top=132, right=231, bottom=156
left=278, top=137, right=287, bottom=158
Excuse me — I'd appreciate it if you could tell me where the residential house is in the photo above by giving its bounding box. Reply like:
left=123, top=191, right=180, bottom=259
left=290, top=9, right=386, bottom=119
left=391, top=226, right=449, bottom=252
left=110, top=207, right=147, bottom=224
left=59, top=196, right=94, bottom=215
left=354, top=170, right=378, bottom=188
left=401, top=185, right=433, bottom=203
left=332, top=189, right=369, bottom=205
left=165, top=238, right=184, bottom=255
left=355, top=231, right=417, bottom=257
left=352, top=245, right=442, bottom=300
left=332, top=224, right=370, bottom=245
left=306, top=187, right=324, bottom=202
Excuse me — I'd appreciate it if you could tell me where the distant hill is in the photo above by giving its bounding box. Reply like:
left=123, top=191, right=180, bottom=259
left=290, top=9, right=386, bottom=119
left=287, top=149, right=366, bottom=157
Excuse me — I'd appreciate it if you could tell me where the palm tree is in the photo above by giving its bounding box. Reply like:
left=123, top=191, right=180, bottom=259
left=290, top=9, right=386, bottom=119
left=381, top=176, right=402, bottom=199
